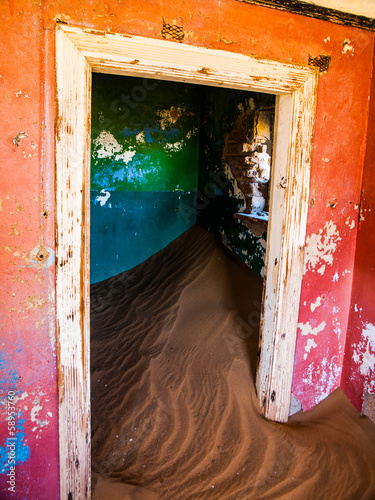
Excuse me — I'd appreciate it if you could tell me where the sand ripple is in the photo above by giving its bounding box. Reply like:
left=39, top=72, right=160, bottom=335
left=91, top=226, right=375, bottom=499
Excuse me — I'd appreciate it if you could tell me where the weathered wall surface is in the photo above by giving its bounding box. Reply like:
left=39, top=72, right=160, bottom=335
left=0, top=0, right=374, bottom=497
left=90, top=74, right=200, bottom=282
left=0, top=1, right=59, bottom=498
left=342, top=46, right=375, bottom=412
left=197, top=87, right=275, bottom=276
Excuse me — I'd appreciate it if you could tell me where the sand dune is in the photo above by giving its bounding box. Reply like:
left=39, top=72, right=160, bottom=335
left=91, top=225, right=375, bottom=499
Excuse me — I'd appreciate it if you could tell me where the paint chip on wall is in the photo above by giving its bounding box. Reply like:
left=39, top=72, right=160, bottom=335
left=304, top=221, right=341, bottom=275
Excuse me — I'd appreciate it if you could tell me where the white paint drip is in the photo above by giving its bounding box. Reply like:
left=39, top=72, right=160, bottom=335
left=298, top=320, right=326, bottom=336
left=304, top=221, right=341, bottom=274
left=310, top=296, right=322, bottom=312
left=93, top=131, right=122, bottom=158
left=95, top=189, right=111, bottom=207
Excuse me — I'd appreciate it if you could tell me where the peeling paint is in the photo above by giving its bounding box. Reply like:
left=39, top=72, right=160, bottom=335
left=12, top=131, right=28, bottom=147
left=304, top=338, right=317, bottom=360
left=345, top=216, right=356, bottom=229
left=298, top=320, right=326, bottom=336
left=304, top=221, right=341, bottom=274
left=342, top=38, right=354, bottom=55
left=93, top=130, right=122, bottom=158
left=310, top=296, right=322, bottom=312
left=352, top=323, right=375, bottom=381
left=29, top=245, right=54, bottom=269
left=157, top=106, right=183, bottom=129
left=95, top=189, right=111, bottom=207
left=14, top=91, right=29, bottom=98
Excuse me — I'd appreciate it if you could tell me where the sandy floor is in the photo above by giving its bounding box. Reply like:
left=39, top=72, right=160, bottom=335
left=91, top=225, right=375, bottom=499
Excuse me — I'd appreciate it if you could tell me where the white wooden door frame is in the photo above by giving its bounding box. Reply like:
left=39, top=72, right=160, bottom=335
left=55, top=24, right=318, bottom=499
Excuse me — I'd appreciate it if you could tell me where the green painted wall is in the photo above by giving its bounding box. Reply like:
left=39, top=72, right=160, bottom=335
left=91, top=74, right=200, bottom=283
left=196, top=87, right=275, bottom=276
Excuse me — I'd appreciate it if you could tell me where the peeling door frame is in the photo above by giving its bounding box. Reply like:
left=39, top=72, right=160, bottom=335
left=55, top=24, right=318, bottom=499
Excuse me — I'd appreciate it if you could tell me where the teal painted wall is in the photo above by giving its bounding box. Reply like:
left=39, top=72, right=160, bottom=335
left=90, top=74, right=201, bottom=283
left=196, top=87, right=275, bottom=276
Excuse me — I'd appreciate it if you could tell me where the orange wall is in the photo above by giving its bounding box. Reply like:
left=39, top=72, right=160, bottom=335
left=0, top=0, right=374, bottom=497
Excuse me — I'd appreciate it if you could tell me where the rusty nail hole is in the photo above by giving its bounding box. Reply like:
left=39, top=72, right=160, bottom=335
left=281, top=333, right=286, bottom=339
left=271, top=390, right=276, bottom=402
left=274, top=258, right=278, bottom=265
left=75, top=458, right=79, bottom=468
left=43, top=210, right=49, bottom=218
left=262, top=397, right=266, bottom=407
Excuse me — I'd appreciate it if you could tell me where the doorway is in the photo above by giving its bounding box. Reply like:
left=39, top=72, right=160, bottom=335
left=55, top=24, right=318, bottom=499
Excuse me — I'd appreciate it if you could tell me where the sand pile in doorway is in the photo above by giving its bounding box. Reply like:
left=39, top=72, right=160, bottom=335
left=91, top=225, right=375, bottom=500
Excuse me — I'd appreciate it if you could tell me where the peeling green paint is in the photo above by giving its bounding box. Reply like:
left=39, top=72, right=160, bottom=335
left=197, top=87, right=275, bottom=276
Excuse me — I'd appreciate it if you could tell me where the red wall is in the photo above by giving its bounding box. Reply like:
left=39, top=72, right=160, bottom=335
left=342, top=46, right=375, bottom=411
left=0, top=0, right=374, bottom=497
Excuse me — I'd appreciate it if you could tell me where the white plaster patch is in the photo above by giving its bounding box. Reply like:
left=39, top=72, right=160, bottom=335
left=304, top=221, right=341, bottom=274
left=304, top=338, right=317, bottom=360
left=95, top=189, right=111, bottom=207
left=14, top=90, right=29, bottom=98
left=352, top=323, right=375, bottom=378
left=31, top=398, right=49, bottom=430
left=298, top=320, right=326, bottom=337
left=136, top=131, right=145, bottom=143
left=317, top=265, right=326, bottom=275
left=342, top=39, right=354, bottom=55
left=93, top=131, right=122, bottom=158
left=115, top=149, right=136, bottom=164
left=345, top=216, right=356, bottom=230
left=310, top=296, right=322, bottom=312
left=259, top=238, right=267, bottom=249
left=223, top=162, right=246, bottom=204
left=164, top=141, right=184, bottom=152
